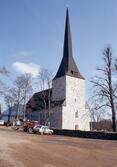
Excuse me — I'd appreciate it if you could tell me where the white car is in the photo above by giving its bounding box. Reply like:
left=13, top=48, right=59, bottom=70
left=39, top=126, right=53, bottom=135
left=33, top=125, right=53, bottom=135
left=0, top=120, right=4, bottom=125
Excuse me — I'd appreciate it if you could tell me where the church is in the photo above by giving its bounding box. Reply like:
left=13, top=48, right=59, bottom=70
left=26, top=9, right=90, bottom=131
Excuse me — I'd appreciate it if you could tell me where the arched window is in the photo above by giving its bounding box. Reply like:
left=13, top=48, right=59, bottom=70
left=75, top=111, right=78, bottom=118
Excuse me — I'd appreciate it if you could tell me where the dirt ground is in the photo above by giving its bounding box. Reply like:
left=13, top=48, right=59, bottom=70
left=0, top=126, right=117, bottom=167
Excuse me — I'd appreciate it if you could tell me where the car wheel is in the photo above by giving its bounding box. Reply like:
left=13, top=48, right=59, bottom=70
left=28, top=128, right=33, bottom=133
left=23, top=127, right=27, bottom=132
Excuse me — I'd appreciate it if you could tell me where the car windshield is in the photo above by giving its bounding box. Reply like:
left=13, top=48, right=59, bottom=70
left=35, top=125, right=41, bottom=128
left=41, top=126, right=49, bottom=129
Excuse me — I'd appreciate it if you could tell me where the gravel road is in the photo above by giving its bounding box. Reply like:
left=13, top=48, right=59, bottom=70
left=0, top=126, right=117, bottom=167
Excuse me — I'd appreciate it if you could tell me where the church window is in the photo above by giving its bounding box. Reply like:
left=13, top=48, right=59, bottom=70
left=75, top=111, right=78, bottom=118
left=75, top=124, right=78, bottom=130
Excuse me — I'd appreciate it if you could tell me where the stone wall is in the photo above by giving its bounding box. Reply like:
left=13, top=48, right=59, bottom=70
left=52, top=75, right=90, bottom=131
left=52, top=128, right=117, bottom=140
left=52, top=76, right=66, bottom=101
left=62, top=76, right=90, bottom=130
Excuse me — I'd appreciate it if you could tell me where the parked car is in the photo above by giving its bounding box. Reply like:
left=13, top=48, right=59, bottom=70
left=0, top=120, right=4, bottom=125
left=33, top=125, right=53, bottom=135
left=23, top=120, right=39, bottom=133
left=33, top=125, right=42, bottom=134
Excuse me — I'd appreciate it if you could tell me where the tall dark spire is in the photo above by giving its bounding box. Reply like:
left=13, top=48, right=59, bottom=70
left=53, top=8, right=84, bottom=80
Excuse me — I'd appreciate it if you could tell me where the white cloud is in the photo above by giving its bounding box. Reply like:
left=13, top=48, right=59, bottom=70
left=12, top=62, right=41, bottom=77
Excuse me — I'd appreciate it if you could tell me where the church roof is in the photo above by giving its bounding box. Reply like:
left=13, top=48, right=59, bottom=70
left=54, top=9, right=85, bottom=80
left=26, top=89, right=65, bottom=113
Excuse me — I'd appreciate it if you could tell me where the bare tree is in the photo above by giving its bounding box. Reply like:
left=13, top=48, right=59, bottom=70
left=115, top=59, right=117, bottom=70
left=0, top=66, right=10, bottom=117
left=4, top=88, right=16, bottom=123
left=88, top=98, right=107, bottom=130
left=91, top=47, right=117, bottom=132
left=38, top=68, right=52, bottom=124
left=21, top=73, right=33, bottom=120
left=0, top=66, right=9, bottom=95
left=38, top=68, right=52, bottom=91
left=0, top=66, right=10, bottom=77
left=0, top=81, right=6, bottom=95
left=88, top=99, right=105, bottom=123
left=14, top=73, right=33, bottom=119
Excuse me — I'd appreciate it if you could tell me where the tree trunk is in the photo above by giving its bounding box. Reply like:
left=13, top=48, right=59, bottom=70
left=8, top=107, right=11, bottom=123
left=108, top=50, right=116, bottom=132
left=110, top=93, right=116, bottom=132
left=112, top=110, right=116, bottom=132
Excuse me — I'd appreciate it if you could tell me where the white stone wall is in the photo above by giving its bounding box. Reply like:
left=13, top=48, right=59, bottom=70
left=52, top=75, right=90, bottom=131
left=52, top=76, right=66, bottom=101
left=62, top=76, right=90, bottom=131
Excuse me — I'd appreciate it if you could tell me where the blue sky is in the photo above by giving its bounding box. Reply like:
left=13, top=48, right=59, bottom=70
left=0, top=0, right=117, bottom=98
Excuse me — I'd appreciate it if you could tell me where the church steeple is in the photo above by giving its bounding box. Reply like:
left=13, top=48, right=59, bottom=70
left=54, top=8, right=84, bottom=80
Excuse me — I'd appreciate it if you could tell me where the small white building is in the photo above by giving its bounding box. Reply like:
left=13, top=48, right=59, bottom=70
left=26, top=9, right=90, bottom=131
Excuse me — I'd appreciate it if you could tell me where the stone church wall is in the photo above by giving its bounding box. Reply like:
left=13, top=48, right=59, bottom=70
left=52, top=76, right=66, bottom=101
left=62, top=76, right=90, bottom=130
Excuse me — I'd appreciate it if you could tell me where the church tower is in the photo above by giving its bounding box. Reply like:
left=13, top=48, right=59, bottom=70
left=51, top=9, right=90, bottom=130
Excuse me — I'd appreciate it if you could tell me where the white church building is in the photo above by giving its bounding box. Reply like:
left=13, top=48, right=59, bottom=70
left=26, top=9, right=90, bottom=131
